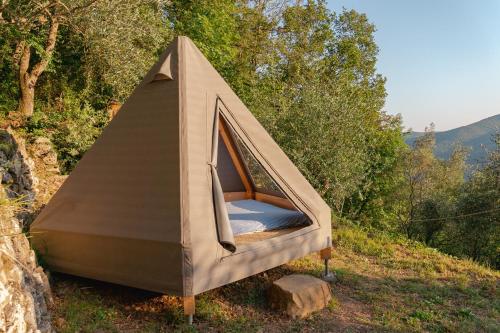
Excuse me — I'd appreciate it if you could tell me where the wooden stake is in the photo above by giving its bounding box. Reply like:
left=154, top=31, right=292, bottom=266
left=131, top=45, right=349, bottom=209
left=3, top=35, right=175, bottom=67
left=319, top=247, right=332, bottom=260
left=183, top=296, right=195, bottom=325
left=183, top=296, right=195, bottom=315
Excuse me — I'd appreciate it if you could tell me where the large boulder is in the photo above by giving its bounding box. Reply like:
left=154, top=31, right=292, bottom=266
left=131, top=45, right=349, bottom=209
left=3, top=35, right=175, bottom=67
left=268, top=274, right=332, bottom=318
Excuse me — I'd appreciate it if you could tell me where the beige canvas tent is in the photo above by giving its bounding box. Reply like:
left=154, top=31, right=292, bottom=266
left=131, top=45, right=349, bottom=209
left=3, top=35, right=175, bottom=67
left=30, top=36, right=332, bottom=318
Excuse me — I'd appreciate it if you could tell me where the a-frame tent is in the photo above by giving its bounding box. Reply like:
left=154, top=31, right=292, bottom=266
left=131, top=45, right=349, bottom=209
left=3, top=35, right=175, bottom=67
left=30, top=36, right=332, bottom=312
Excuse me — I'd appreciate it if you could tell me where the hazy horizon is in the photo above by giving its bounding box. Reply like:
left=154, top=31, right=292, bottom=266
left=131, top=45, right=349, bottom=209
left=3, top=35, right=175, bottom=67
left=327, top=0, right=500, bottom=132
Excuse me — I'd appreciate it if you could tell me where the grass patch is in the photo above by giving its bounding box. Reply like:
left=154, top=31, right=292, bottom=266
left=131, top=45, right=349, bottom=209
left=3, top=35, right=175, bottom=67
left=50, top=222, right=499, bottom=332
left=53, top=289, right=118, bottom=333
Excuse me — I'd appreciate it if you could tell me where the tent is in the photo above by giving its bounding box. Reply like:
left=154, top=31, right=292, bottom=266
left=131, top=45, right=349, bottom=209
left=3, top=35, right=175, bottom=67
left=30, top=36, right=332, bottom=318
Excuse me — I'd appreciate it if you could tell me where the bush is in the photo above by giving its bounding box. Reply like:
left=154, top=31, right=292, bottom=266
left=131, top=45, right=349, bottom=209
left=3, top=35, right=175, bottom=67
left=27, top=90, right=108, bottom=173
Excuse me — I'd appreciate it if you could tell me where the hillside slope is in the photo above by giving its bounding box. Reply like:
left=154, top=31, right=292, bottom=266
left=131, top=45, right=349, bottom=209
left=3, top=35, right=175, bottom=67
left=49, top=223, right=499, bottom=333
left=406, top=114, right=500, bottom=166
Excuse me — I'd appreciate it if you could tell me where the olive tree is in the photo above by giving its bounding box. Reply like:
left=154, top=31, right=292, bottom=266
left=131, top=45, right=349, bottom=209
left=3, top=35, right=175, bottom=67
left=0, top=0, right=170, bottom=124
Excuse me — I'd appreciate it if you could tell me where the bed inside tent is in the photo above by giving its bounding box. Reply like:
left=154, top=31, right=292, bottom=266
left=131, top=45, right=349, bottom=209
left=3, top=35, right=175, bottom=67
left=216, top=116, right=312, bottom=245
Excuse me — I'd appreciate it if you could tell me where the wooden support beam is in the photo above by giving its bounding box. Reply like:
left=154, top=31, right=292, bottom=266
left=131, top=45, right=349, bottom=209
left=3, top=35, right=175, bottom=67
left=183, top=295, right=195, bottom=324
left=183, top=296, right=195, bottom=315
left=319, top=247, right=332, bottom=260
left=218, top=117, right=254, bottom=198
left=255, top=192, right=296, bottom=210
left=224, top=191, right=248, bottom=201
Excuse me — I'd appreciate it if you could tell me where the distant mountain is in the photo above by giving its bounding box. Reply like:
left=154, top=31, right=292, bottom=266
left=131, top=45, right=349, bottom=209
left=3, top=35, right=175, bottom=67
left=405, top=114, right=500, bottom=167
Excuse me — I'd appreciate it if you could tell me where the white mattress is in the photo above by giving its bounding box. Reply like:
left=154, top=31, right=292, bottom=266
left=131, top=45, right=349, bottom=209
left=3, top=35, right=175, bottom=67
left=226, top=199, right=309, bottom=236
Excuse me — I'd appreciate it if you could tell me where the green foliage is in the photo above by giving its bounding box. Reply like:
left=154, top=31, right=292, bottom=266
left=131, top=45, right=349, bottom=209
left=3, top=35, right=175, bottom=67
left=27, top=90, right=108, bottom=173
left=49, top=222, right=500, bottom=332
left=393, top=128, right=499, bottom=268
left=243, top=3, right=404, bottom=223
left=0, top=30, right=18, bottom=114
left=441, top=134, right=500, bottom=268
left=1, top=0, right=495, bottom=269
left=2, top=0, right=404, bottom=224
left=76, top=0, right=172, bottom=101
left=54, top=288, right=118, bottom=333
left=167, top=0, right=239, bottom=82
left=394, top=127, right=467, bottom=241
left=334, top=222, right=395, bottom=258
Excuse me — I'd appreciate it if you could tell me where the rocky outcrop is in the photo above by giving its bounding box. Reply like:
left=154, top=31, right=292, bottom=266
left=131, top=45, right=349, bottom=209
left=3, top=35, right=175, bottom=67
left=0, top=202, right=52, bottom=333
left=0, top=129, right=37, bottom=205
left=0, top=129, right=56, bottom=333
left=27, top=137, right=66, bottom=210
left=268, top=274, right=332, bottom=318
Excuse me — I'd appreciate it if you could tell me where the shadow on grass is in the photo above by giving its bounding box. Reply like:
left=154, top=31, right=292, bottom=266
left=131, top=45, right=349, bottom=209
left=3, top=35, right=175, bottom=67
left=50, top=251, right=499, bottom=333
left=49, top=265, right=392, bottom=333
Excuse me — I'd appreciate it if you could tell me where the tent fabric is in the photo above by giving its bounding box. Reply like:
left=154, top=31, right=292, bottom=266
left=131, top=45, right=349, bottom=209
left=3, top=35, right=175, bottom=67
left=30, top=36, right=332, bottom=297
left=227, top=200, right=310, bottom=236
left=217, top=134, right=245, bottom=192
left=210, top=107, right=236, bottom=252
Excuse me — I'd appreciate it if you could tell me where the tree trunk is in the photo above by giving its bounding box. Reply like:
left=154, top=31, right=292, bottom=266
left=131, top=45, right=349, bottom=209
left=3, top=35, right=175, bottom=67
left=14, top=16, right=59, bottom=124
left=18, top=75, right=35, bottom=119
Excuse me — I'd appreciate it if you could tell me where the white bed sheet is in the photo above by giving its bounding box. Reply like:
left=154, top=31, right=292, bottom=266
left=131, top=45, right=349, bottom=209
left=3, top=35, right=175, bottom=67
left=226, top=199, right=309, bottom=236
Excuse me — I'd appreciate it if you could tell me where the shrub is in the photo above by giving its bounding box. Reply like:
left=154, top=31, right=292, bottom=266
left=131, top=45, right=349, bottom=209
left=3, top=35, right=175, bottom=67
left=27, top=90, right=108, bottom=173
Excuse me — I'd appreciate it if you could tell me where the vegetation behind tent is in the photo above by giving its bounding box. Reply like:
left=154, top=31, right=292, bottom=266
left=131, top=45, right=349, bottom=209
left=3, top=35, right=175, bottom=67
left=0, top=0, right=498, bottom=269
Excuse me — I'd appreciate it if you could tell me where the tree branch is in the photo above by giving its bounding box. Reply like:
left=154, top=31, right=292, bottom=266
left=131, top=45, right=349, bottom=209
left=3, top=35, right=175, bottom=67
left=12, top=41, right=25, bottom=65
left=19, top=43, right=30, bottom=82
left=29, top=15, right=59, bottom=82
left=68, top=0, right=99, bottom=14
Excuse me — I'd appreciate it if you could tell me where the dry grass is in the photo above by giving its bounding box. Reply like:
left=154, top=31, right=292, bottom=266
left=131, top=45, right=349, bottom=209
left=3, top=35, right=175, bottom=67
left=49, top=223, right=499, bottom=332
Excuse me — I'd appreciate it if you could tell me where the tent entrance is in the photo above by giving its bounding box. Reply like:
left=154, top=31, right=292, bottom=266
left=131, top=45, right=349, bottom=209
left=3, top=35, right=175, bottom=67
left=216, top=113, right=312, bottom=245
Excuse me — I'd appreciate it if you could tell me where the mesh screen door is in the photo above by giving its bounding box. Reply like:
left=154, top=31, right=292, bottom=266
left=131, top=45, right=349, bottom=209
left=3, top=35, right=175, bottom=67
left=228, top=126, right=287, bottom=198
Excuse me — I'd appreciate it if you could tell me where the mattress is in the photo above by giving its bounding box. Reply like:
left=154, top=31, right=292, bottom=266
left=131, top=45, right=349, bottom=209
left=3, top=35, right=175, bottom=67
left=227, top=199, right=309, bottom=236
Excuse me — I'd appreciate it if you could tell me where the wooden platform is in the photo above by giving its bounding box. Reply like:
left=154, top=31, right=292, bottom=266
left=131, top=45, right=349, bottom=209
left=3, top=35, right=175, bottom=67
left=234, top=227, right=304, bottom=245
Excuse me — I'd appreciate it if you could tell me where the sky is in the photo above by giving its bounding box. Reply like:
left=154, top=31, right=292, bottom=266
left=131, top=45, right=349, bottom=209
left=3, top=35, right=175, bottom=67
left=327, top=0, right=500, bottom=131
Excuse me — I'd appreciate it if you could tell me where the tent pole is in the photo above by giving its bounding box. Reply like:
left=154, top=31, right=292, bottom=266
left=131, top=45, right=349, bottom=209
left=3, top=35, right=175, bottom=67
left=183, top=296, right=195, bottom=325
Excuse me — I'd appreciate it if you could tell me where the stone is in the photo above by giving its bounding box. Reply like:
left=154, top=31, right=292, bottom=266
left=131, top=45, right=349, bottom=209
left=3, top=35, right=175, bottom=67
left=32, top=137, right=58, bottom=167
left=268, top=274, right=332, bottom=319
left=0, top=151, right=7, bottom=164
left=32, top=137, right=52, bottom=157
left=0, top=129, right=52, bottom=332
left=2, top=171, right=13, bottom=184
left=42, top=154, right=58, bottom=166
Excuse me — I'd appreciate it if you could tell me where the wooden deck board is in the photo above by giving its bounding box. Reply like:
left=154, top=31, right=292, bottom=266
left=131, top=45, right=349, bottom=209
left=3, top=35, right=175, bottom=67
left=234, top=227, right=304, bottom=245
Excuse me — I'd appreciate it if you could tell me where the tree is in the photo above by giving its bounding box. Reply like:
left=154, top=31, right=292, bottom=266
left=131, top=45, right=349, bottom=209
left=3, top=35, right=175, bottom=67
left=0, top=0, right=170, bottom=124
left=396, top=126, right=467, bottom=243
left=244, top=3, right=403, bottom=219
left=167, top=0, right=239, bottom=84
left=76, top=0, right=171, bottom=102
left=444, top=134, right=499, bottom=267
left=231, top=0, right=285, bottom=99
left=0, top=0, right=98, bottom=123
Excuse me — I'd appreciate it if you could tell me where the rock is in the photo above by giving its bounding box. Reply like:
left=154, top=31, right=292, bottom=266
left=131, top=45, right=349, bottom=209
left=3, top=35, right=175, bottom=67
left=268, top=274, right=331, bottom=319
left=0, top=129, right=52, bottom=332
left=2, top=171, right=13, bottom=184
left=42, top=154, right=58, bottom=166
left=32, top=137, right=59, bottom=167
left=0, top=151, right=7, bottom=164
left=32, top=138, right=52, bottom=157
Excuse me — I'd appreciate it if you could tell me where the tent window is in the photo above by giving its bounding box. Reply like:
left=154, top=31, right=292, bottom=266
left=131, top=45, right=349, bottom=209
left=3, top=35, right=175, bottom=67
left=215, top=109, right=312, bottom=246
left=217, top=133, right=246, bottom=192
left=232, top=134, right=286, bottom=198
